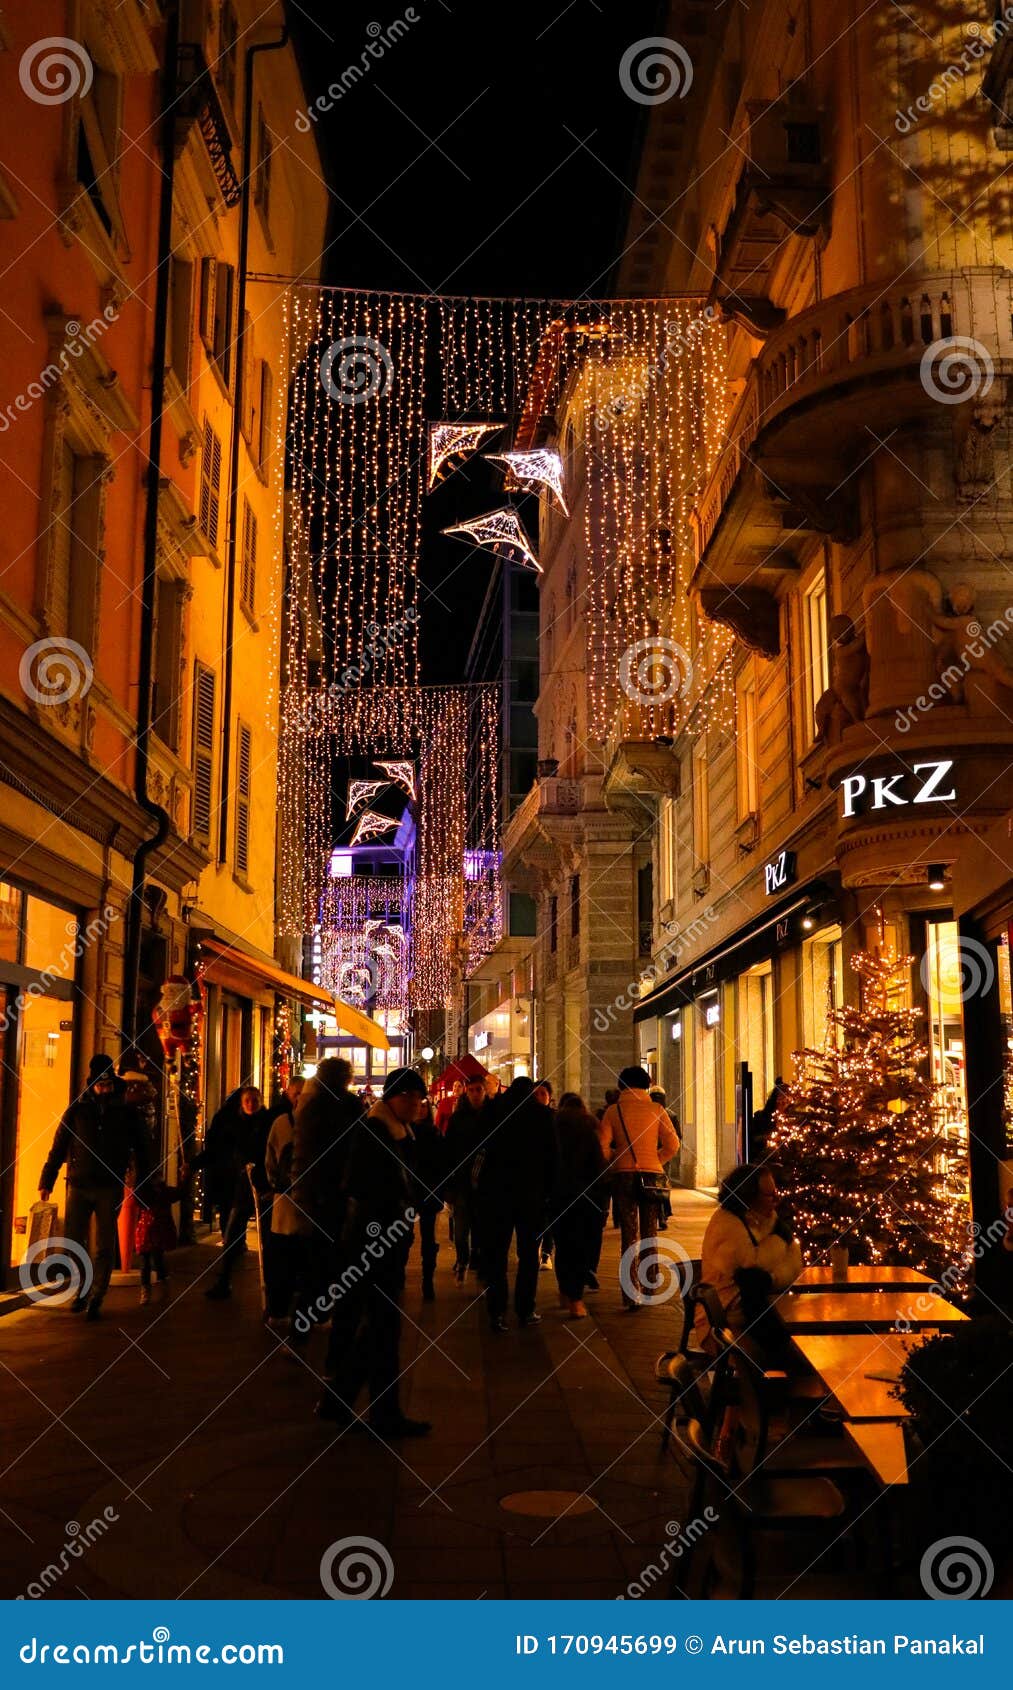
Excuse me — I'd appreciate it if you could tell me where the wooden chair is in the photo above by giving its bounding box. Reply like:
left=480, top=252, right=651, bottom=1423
left=655, top=1270, right=732, bottom=1453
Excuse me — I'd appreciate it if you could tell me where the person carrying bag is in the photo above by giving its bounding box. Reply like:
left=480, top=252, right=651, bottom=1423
left=598, top=1066, right=679, bottom=1310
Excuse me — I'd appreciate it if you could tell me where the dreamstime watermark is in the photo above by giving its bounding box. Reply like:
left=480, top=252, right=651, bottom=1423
left=595, top=308, right=717, bottom=432
left=0, top=906, right=118, bottom=1033
left=619, top=37, right=693, bottom=105
left=593, top=909, right=718, bottom=1036
left=19, top=1236, right=93, bottom=1308
left=19, top=37, right=92, bottom=104
left=19, top=637, right=94, bottom=707
left=295, top=611, right=421, bottom=732
left=16, top=1509, right=119, bottom=1600
left=895, top=605, right=1013, bottom=730
left=319, top=336, right=394, bottom=404
left=618, top=1511, right=718, bottom=1598
left=919, top=336, right=994, bottom=405
left=918, top=933, right=994, bottom=1003
left=893, top=1207, right=1013, bottom=1335
left=0, top=306, right=120, bottom=434
left=919, top=1536, right=994, bottom=1599
left=619, top=636, right=692, bottom=708
left=895, top=10, right=1013, bottom=133
left=320, top=1535, right=394, bottom=1599
left=619, top=1236, right=695, bottom=1307
left=295, top=12, right=421, bottom=131
left=293, top=1212, right=416, bottom=1335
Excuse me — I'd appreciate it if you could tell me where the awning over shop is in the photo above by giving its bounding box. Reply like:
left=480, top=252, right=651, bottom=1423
left=199, top=937, right=389, bottom=1051
left=633, top=885, right=835, bottom=1023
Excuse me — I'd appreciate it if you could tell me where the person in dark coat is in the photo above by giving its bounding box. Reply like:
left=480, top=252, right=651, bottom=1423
left=194, top=1088, right=244, bottom=1234
left=286, top=1058, right=364, bottom=1351
left=199, top=1086, right=271, bottom=1300
left=38, top=1053, right=151, bottom=1320
left=476, top=1076, right=557, bottom=1332
left=551, top=1092, right=608, bottom=1318
left=443, top=1076, right=488, bottom=1281
left=410, top=1096, right=446, bottom=1301
left=317, top=1067, right=431, bottom=1438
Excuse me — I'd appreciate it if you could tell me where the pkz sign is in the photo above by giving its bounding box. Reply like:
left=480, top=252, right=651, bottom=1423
left=764, top=849, right=796, bottom=896
left=840, top=759, right=956, bottom=819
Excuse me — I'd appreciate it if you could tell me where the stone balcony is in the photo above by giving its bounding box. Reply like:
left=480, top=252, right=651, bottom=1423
left=691, top=269, right=1013, bottom=652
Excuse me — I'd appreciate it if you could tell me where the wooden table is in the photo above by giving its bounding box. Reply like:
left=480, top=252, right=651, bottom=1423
left=791, top=1332, right=916, bottom=1421
left=844, top=1421, right=909, bottom=1487
left=776, top=1288, right=968, bottom=1334
left=794, top=1264, right=936, bottom=1293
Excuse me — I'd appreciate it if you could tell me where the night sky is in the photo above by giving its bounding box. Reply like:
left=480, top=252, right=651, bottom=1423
left=289, top=0, right=665, bottom=680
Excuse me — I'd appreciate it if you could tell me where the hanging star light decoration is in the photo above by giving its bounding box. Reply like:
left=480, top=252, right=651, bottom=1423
left=441, top=507, right=541, bottom=573
left=373, top=759, right=416, bottom=801
left=346, top=779, right=390, bottom=819
left=350, top=809, right=401, bottom=847
left=486, top=447, right=569, bottom=514
left=427, top=422, right=504, bottom=490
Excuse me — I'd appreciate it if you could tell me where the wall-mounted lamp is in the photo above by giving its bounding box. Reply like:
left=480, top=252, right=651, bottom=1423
left=927, top=864, right=946, bottom=892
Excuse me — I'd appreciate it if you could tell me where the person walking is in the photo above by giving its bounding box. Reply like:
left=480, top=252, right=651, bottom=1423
left=551, top=1093, right=607, bottom=1318
left=476, top=1077, right=557, bottom=1332
left=598, top=1066, right=679, bottom=1310
left=199, top=1086, right=271, bottom=1301
left=286, top=1058, right=364, bottom=1351
left=195, top=1088, right=243, bottom=1236
left=443, top=1075, right=488, bottom=1282
left=263, top=1076, right=306, bottom=1329
left=411, top=1094, right=446, bottom=1301
left=38, top=1054, right=150, bottom=1321
left=317, top=1068, right=431, bottom=1438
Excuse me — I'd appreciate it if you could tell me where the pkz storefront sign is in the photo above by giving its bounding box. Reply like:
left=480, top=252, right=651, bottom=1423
left=764, top=849, right=797, bottom=896
left=840, top=759, right=956, bottom=819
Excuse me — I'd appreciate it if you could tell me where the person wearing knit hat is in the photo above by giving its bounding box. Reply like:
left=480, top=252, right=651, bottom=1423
left=316, top=1064, right=432, bottom=1438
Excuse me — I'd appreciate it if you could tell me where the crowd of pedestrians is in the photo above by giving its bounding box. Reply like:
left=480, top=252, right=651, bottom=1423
left=35, top=1051, right=684, bottom=1438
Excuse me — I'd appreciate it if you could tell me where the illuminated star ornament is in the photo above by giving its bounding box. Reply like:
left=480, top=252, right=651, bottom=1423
left=346, top=779, right=390, bottom=819
left=350, top=810, right=401, bottom=847
left=487, top=448, right=568, bottom=514
left=427, top=422, right=504, bottom=490
left=441, top=507, right=541, bottom=573
left=373, top=759, right=416, bottom=800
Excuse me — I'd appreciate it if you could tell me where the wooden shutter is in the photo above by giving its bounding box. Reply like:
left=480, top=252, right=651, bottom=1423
left=258, top=360, right=273, bottom=468
left=192, top=663, right=216, bottom=843
left=169, top=257, right=193, bottom=388
left=235, top=721, right=252, bottom=877
left=199, top=418, right=221, bottom=549
left=241, top=310, right=255, bottom=441
left=199, top=257, right=217, bottom=347
left=240, top=498, right=256, bottom=612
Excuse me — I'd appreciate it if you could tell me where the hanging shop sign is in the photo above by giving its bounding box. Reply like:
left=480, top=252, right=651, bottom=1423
left=764, top=849, right=797, bottom=896
left=839, top=759, right=956, bottom=818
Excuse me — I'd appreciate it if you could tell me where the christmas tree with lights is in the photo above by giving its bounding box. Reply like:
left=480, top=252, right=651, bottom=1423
left=768, top=944, right=969, bottom=1280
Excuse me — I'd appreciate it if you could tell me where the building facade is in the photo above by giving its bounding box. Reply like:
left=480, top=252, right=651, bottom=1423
left=0, top=0, right=328, bottom=1282
left=611, top=0, right=1013, bottom=1219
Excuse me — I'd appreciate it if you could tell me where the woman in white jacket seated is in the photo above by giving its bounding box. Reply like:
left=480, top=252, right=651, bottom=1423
left=696, top=1163, right=803, bottom=1346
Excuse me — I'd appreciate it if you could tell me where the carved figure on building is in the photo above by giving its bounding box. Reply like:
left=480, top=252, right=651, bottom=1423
left=814, top=613, right=869, bottom=742
left=862, top=566, right=942, bottom=718
left=932, top=582, right=1013, bottom=713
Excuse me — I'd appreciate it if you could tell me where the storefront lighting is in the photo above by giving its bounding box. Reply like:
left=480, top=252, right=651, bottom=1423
left=704, top=1001, right=721, bottom=1028
left=420, top=1046, right=434, bottom=1062
left=927, top=864, right=946, bottom=891
left=801, top=912, right=816, bottom=932
left=670, top=1018, right=682, bottom=1041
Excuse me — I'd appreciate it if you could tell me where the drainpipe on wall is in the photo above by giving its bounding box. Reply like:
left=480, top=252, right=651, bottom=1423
left=217, top=19, right=290, bottom=865
left=122, top=3, right=179, bottom=1051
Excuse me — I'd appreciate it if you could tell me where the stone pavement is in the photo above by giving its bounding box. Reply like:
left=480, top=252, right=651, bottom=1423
left=0, top=1191, right=726, bottom=1600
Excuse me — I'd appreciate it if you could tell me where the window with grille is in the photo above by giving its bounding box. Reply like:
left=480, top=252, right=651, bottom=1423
left=199, top=418, right=222, bottom=550
left=192, top=663, right=216, bottom=844
left=235, top=721, right=252, bottom=877
left=240, top=498, right=256, bottom=615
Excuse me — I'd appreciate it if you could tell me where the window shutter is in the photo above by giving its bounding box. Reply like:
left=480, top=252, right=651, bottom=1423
left=235, top=721, right=252, bottom=877
left=258, top=360, right=273, bottom=468
left=199, top=418, right=221, bottom=549
left=241, top=498, right=256, bottom=611
left=199, top=257, right=217, bottom=346
left=241, top=310, right=255, bottom=441
left=192, top=663, right=216, bottom=843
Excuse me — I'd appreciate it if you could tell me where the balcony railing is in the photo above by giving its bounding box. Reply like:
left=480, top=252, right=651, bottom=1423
left=693, top=271, right=1013, bottom=563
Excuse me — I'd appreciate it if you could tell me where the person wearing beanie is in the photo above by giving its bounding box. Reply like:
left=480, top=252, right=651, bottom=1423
left=38, top=1053, right=150, bottom=1320
left=317, top=1065, right=432, bottom=1438
left=598, top=1066, right=679, bottom=1310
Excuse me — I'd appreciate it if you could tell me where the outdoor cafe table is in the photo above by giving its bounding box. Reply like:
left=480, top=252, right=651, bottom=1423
left=794, top=1264, right=936, bottom=1293
left=791, top=1332, right=917, bottom=1488
left=775, top=1287, right=969, bottom=1334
